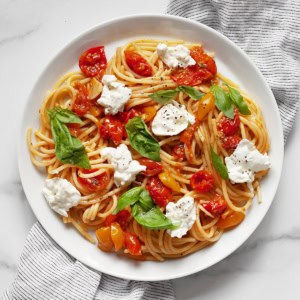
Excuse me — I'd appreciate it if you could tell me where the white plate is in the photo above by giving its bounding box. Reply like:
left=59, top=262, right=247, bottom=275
left=18, top=14, right=284, bottom=281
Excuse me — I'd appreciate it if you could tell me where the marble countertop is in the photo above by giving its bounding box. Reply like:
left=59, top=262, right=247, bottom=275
left=1, top=0, right=299, bottom=299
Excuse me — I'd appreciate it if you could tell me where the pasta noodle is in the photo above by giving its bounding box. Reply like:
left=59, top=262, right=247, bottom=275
left=27, top=39, right=269, bottom=261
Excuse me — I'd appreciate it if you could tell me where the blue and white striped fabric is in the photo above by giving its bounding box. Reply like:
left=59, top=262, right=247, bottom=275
left=2, top=1, right=300, bottom=299
left=167, top=0, right=300, bottom=143
left=1, top=223, right=175, bottom=300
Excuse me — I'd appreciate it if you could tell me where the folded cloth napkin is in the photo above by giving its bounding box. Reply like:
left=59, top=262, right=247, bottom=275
left=167, top=0, right=300, bottom=142
left=3, top=1, right=300, bottom=299
left=1, top=223, right=175, bottom=300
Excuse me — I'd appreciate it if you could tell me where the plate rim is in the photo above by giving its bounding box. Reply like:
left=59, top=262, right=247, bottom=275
left=17, top=13, right=284, bottom=281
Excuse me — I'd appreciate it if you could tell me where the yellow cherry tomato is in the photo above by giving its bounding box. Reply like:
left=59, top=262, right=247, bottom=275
left=110, top=222, right=125, bottom=251
left=158, top=171, right=181, bottom=192
left=217, top=211, right=245, bottom=229
left=96, top=227, right=113, bottom=252
left=197, top=92, right=215, bottom=121
left=142, top=106, right=157, bottom=123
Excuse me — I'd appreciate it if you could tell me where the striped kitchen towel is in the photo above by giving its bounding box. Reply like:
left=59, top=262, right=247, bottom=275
left=167, top=0, right=300, bottom=142
left=1, top=223, right=175, bottom=300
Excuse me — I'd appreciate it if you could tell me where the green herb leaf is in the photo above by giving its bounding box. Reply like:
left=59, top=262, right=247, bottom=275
left=148, top=89, right=178, bottom=104
left=113, top=187, right=144, bottom=214
left=210, top=146, right=229, bottom=179
left=226, top=85, right=251, bottom=115
left=210, top=85, right=234, bottom=119
left=178, top=86, right=205, bottom=100
left=48, top=107, right=90, bottom=169
left=132, top=204, right=177, bottom=230
left=138, top=189, right=154, bottom=211
left=125, top=117, right=161, bottom=162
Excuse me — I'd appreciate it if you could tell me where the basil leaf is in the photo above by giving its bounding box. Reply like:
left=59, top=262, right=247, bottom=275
left=132, top=204, right=177, bottom=230
left=113, top=187, right=144, bottom=214
left=210, top=146, right=228, bottom=179
left=139, top=189, right=154, bottom=211
left=48, top=107, right=90, bottom=169
left=148, top=89, right=178, bottom=104
left=125, top=117, right=161, bottom=162
left=210, top=85, right=234, bottom=119
left=48, top=107, right=82, bottom=124
left=178, top=86, right=205, bottom=100
left=226, top=85, right=251, bottom=115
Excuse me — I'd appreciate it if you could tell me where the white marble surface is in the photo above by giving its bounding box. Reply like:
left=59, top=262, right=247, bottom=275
left=0, top=0, right=299, bottom=299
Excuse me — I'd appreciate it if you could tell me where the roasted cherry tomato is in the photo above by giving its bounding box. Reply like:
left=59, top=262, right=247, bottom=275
left=197, top=92, right=215, bottom=121
left=117, top=109, right=139, bottom=124
left=147, top=176, right=172, bottom=208
left=110, top=222, right=125, bottom=251
left=124, top=50, right=153, bottom=77
left=222, top=135, right=242, bottom=150
left=137, top=158, right=163, bottom=176
left=89, top=105, right=103, bottom=117
left=217, top=211, right=245, bottom=229
left=171, top=46, right=217, bottom=86
left=79, top=46, right=107, bottom=78
left=217, top=109, right=240, bottom=136
left=180, top=123, right=198, bottom=150
left=190, top=170, right=215, bottom=193
left=172, top=143, right=186, bottom=161
left=87, top=78, right=102, bottom=100
left=202, top=194, right=227, bottom=216
left=67, top=123, right=81, bottom=137
left=105, top=210, right=131, bottom=231
left=158, top=172, right=181, bottom=192
left=72, top=82, right=90, bottom=117
left=78, top=169, right=110, bottom=192
left=124, top=232, right=142, bottom=256
left=100, top=116, right=124, bottom=145
left=140, top=106, right=157, bottom=123
left=96, top=227, right=113, bottom=252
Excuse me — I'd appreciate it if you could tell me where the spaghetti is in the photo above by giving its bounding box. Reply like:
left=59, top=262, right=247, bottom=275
left=27, top=39, right=270, bottom=261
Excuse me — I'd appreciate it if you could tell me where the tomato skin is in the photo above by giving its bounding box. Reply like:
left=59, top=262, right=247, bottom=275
left=105, top=210, right=131, bottom=231
left=147, top=176, right=172, bottom=208
left=172, top=143, right=186, bottom=161
left=124, top=50, right=153, bottom=77
left=180, top=122, right=199, bottom=151
left=72, top=82, right=90, bottom=117
left=100, top=116, right=124, bottom=145
left=137, top=158, right=163, bottom=176
left=197, top=92, right=215, bottom=121
left=96, top=227, right=113, bottom=252
left=79, top=46, right=107, bottom=78
left=110, top=222, right=125, bottom=251
left=202, top=194, right=227, bottom=216
left=78, top=169, right=110, bottom=192
left=217, top=109, right=240, bottom=136
left=217, top=211, right=245, bottom=229
left=116, top=109, right=139, bottom=124
left=190, top=170, right=215, bottom=193
left=67, top=123, right=81, bottom=137
left=171, top=46, right=217, bottom=86
left=124, top=232, right=142, bottom=256
left=222, top=135, right=242, bottom=150
left=158, top=172, right=181, bottom=192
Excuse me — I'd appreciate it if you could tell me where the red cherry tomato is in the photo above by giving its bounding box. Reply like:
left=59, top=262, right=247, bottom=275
left=137, top=158, right=163, bottom=176
left=67, top=123, right=81, bottom=137
left=202, top=194, right=227, bottom=216
left=124, top=50, right=153, bottom=77
left=124, top=232, right=142, bottom=256
left=222, top=135, right=242, bottom=150
left=79, top=46, right=107, bottom=78
left=172, top=143, right=186, bottom=161
left=171, top=46, right=217, bottom=86
left=100, top=116, right=124, bottom=145
left=147, top=176, right=172, bottom=208
left=105, top=210, right=131, bottom=231
left=78, top=169, right=110, bottom=192
left=72, top=82, right=90, bottom=117
left=217, top=109, right=240, bottom=136
left=116, top=109, right=139, bottom=124
left=190, top=170, right=215, bottom=193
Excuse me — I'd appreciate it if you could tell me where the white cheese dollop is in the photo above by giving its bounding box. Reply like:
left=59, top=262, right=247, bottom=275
left=225, top=139, right=271, bottom=190
left=100, top=144, right=146, bottom=187
left=166, top=195, right=196, bottom=238
left=157, top=43, right=196, bottom=68
left=42, top=178, right=81, bottom=217
left=97, top=75, right=132, bottom=115
left=152, top=101, right=195, bottom=136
